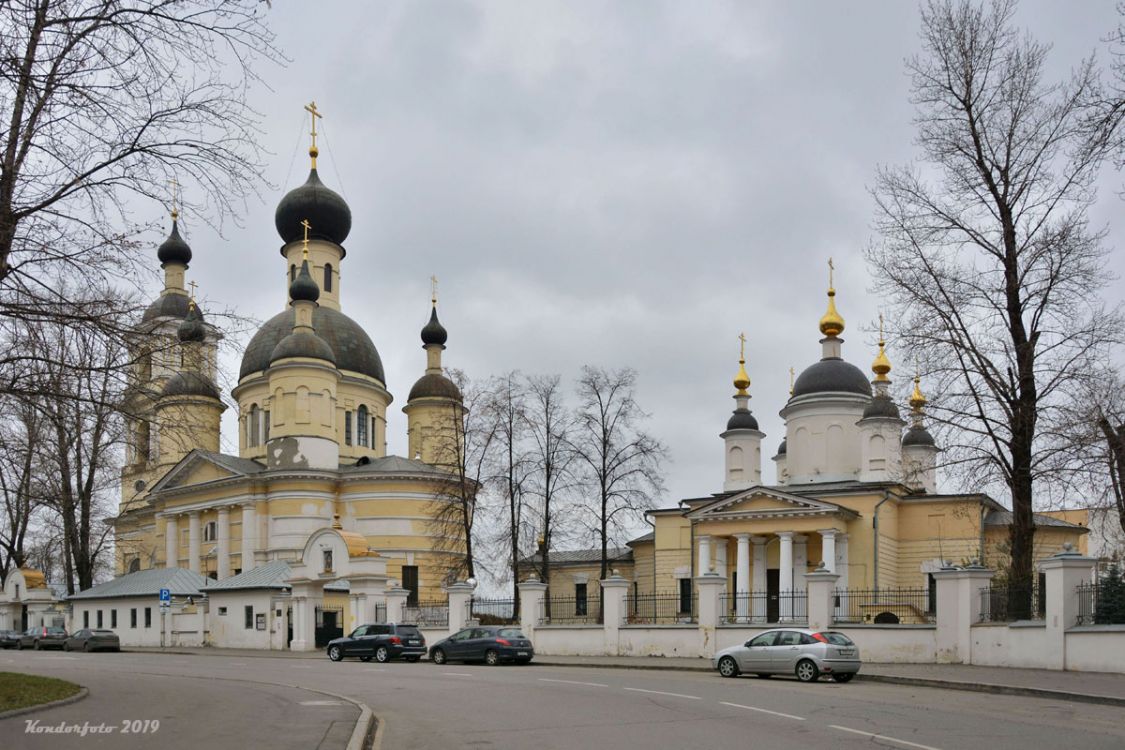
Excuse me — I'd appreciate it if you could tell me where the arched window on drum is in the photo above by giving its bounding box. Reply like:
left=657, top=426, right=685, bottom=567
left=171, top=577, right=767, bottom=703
left=357, top=405, right=369, bottom=447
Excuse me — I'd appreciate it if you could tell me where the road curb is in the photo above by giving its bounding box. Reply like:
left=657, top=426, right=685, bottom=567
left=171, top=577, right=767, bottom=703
left=0, top=686, right=89, bottom=721
left=855, top=673, right=1125, bottom=707
left=535, top=659, right=713, bottom=673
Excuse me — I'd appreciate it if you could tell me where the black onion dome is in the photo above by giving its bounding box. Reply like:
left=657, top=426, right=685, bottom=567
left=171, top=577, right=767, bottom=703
left=726, top=409, right=759, bottom=431
left=792, top=358, right=873, bottom=398
left=902, top=426, right=937, bottom=448
left=270, top=330, right=336, bottom=365
left=177, top=303, right=206, bottom=343
left=240, top=307, right=384, bottom=382
left=421, top=307, right=448, bottom=346
left=289, top=260, right=320, bottom=303
left=861, top=395, right=902, bottom=420
left=162, top=371, right=220, bottom=400
left=776, top=438, right=788, bottom=456
left=157, top=220, right=192, bottom=266
left=408, top=373, right=462, bottom=402
left=142, top=292, right=191, bottom=322
left=275, top=169, right=352, bottom=246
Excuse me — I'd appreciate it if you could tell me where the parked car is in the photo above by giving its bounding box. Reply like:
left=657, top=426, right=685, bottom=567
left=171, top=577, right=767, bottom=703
left=17, top=625, right=68, bottom=651
left=0, top=630, right=22, bottom=648
left=429, top=626, right=534, bottom=666
left=712, top=628, right=860, bottom=683
left=326, top=623, right=427, bottom=663
left=64, top=629, right=120, bottom=653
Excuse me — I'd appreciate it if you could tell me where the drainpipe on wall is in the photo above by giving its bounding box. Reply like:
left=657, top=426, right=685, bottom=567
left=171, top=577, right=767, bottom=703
left=643, top=513, right=656, bottom=597
left=872, top=491, right=892, bottom=591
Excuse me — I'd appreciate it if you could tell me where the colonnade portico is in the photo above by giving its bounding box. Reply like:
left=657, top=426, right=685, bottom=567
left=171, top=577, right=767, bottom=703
left=161, top=501, right=263, bottom=578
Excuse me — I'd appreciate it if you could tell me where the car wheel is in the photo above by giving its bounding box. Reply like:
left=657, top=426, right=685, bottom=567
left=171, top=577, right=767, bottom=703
left=431, top=648, right=447, bottom=665
left=717, top=656, right=739, bottom=678
left=328, top=645, right=343, bottom=662
left=832, top=673, right=855, bottom=683
left=374, top=646, right=390, bottom=663
left=484, top=649, right=500, bottom=666
left=360, top=655, right=373, bottom=663
left=795, top=659, right=820, bottom=683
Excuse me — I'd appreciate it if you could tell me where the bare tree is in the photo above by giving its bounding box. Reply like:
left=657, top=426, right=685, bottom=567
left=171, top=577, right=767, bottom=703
left=867, top=0, right=1122, bottom=606
left=484, top=371, right=531, bottom=607
left=0, top=0, right=281, bottom=398
left=571, top=366, right=667, bottom=583
left=0, top=395, right=48, bottom=582
left=523, top=373, right=577, bottom=597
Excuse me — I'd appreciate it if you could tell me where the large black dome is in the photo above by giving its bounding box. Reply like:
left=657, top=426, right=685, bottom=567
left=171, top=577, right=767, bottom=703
left=240, top=307, right=384, bottom=382
left=142, top=293, right=191, bottom=322
left=157, top=220, right=192, bottom=266
left=275, top=169, right=351, bottom=246
left=162, top=371, right=220, bottom=400
left=792, top=358, right=872, bottom=398
left=270, top=330, right=336, bottom=365
left=902, top=425, right=936, bottom=447
left=408, top=373, right=462, bottom=402
left=861, top=395, right=902, bottom=421
left=726, top=409, right=759, bottom=431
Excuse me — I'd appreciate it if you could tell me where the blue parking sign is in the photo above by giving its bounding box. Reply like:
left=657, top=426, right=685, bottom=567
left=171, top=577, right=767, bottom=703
left=159, top=588, right=171, bottom=603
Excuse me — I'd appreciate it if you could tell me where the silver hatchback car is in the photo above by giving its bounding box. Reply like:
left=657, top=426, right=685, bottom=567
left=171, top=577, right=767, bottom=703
left=712, top=628, right=860, bottom=683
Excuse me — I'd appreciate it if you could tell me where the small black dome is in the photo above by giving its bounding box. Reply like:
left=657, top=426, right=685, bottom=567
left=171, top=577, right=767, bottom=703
left=142, top=292, right=191, bottom=323
left=861, top=395, right=901, bottom=421
left=162, top=371, right=220, bottom=400
left=177, top=303, right=206, bottom=343
left=157, top=220, right=192, bottom=266
left=726, top=409, right=759, bottom=431
left=275, top=169, right=351, bottom=246
left=793, top=358, right=873, bottom=398
left=776, top=438, right=788, bottom=456
left=240, top=307, right=384, bottom=382
left=289, top=260, right=320, bottom=303
left=408, top=373, right=462, bottom=402
left=421, top=307, right=448, bottom=346
left=270, top=331, right=336, bottom=365
left=902, top=425, right=936, bottom=447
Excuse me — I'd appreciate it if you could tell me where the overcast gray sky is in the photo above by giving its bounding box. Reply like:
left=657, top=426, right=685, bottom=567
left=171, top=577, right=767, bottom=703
left=168, top=1, right=1124, bottom=511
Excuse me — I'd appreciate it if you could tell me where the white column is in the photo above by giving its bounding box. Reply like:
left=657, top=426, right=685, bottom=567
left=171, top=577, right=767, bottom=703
left=188, top=512, right=201, bottom=574
left=165, top=515, right=178, bottom=569
left=697, top=534, right=712, bottom=575
left=216, top=507, right=231, bottom=579
left=735, top=534, right=751, bottom=621
left=714, top=538, right=728, bottom=577
left=241, top=504, right=256, bottom=568
left=793, top=534, right=808, bottom=592
left=836, top=534, right=850, bottom=590
left=778, top=531, right=794, bottom=620
left=818, top=529, right=837, bottom=573
left=751, top=536, right=768, bottom=621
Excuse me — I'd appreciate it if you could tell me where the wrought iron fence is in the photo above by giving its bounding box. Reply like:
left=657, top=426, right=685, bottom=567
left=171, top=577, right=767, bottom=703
left=978, top=584, right=1044, bottom=623
left=1076, top=581, right=1098, bottom=625
left=471, top=598, right=518, bottom=625
left=833, top=588, right=935, bottom=624
left=628, top=592, right=697, bottom=624
left=540, top=595, right=602, bottom=625
left=373, top=602, right=388, bottom=623
left=403, top=600, right=449, bottom=627
left=717, top=590, right=807, bottom=624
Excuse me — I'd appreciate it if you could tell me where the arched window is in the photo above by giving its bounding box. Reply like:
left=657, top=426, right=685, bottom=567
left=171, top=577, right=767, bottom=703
left=128, top=558, right=141, bottom=573
left=249, top=404, right=260, bottom=447
left=290, top=264, right=296, bottom=282
left=324, top=263, right=333, bottom=292
left=357, top=405, right=368, bottom=447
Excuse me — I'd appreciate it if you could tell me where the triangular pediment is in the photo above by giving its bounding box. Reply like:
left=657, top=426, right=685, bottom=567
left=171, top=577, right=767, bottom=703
left=149, top=450, right=260, bottom=494
left=686, top=486, right=856, bottom=519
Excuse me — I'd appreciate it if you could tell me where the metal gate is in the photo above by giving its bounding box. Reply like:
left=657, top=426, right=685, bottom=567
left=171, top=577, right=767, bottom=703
left=314, top=606, right=344, bottom=648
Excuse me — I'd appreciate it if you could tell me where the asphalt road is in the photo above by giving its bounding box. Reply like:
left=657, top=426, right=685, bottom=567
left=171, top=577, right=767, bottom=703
left=2, top=649, right=1124, bottom=750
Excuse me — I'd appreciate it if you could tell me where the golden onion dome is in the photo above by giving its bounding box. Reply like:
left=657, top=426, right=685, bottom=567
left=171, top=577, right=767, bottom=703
left=910, top=375, right=927, bottom=411
left=819, top=288, right=845, bottom=337
left=331, top=514, right=379, bottom=558
left=733, top=359, right=751, bottom=395
left=872, top=341, right=892, bottom=382
left=19, top=567, right=46, bottom=589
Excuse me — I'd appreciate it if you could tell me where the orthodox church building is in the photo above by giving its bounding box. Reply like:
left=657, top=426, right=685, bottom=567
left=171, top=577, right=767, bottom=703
left=105, top=114, right=468, bottom=648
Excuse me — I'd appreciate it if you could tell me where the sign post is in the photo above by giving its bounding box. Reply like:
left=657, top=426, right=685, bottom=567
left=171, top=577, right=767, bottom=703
left=159, top=589, right=170, bottom=648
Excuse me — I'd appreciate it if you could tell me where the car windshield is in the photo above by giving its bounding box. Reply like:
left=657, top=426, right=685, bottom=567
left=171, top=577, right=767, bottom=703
left=822, top=632, right=855, bottom=646
left=46, top=628, right=66, bottom=635
left=498, top=628, right=526, bottom=639
left=396, top=626, right=422, bottom=638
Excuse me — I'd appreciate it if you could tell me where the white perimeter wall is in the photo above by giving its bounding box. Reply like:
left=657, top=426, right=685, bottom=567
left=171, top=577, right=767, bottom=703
left=1064, top=627, right=1125, bottom=673
left=969, top=624, right=1053, bottom=669
left=208, top=591, right=287, bottom=649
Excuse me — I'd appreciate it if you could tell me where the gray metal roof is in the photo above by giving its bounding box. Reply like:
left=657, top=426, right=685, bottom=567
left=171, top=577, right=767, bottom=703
left=69, top=567, right=209, bottom=600
left=202, top=561, right=292, bottom=592
left=627, top=532, right=655, bottom=545
left=340, top=455, right=445, bottom=475
left=197, top=450, right=265, bottom=475
left=984, top=510, right=1089, bottom=531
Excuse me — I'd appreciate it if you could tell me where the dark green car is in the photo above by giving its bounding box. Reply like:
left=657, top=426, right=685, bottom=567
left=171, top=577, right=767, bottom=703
left=64, top=629, right=120, bottom=652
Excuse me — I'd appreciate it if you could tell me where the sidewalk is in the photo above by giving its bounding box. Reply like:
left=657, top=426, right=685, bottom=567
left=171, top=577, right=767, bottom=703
left=125, top=647, right=1125, bottom=706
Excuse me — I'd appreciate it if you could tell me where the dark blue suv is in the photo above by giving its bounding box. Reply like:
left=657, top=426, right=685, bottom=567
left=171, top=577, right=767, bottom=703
left=326, top=623, right=426, bottom=663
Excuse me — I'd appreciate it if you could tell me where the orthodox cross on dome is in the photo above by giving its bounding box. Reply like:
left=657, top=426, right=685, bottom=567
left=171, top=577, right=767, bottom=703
left=187, top=280, right=198, bottom=309
left=828, top=257, right=835, bottom=290
left=304, top=101, right=323, bottom=168
left=168, top=177, right=180, bottom=221
left=789, top=366, right=795, bottom=396
left=300, top=219, right=311, bottom=259
left=733, top=331, right=750, bottom=396
left=431, top=274, right=438, bottom=306
left=738, top=331, right=746, bottom=361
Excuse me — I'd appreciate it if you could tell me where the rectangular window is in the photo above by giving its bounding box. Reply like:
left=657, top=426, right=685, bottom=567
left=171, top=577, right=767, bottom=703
left=111, top=610, right=117, bottom=628
left=218, top=607, right=227, bottom=616
left=144, top=608, right=152, bottom=628
left=97, top=610, right=103, bottom=628
left=244, top=606, right=254, bottom=629
left=402, top=565, right=419, bottom=607
left=130, top=609, right=137, bottom=628
left=575, top=583, right=588, bottom=616
left=263, top=412, right=270, bottom=443
left=678, top=578, right=693, bottom=615
left=83, top=611, right=89, bottom=628
left=345, top=411, right=353, bottom=445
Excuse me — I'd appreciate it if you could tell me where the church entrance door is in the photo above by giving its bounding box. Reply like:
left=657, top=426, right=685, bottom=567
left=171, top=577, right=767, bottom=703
left=20, top=605, right=28, bottom=631
left=766, top=570, right=779, bottom=623
left=315, top=606, right=343, bottom=648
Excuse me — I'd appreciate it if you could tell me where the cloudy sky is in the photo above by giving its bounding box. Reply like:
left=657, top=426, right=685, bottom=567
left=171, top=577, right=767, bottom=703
left=168, top=1, right=1124, bottom=510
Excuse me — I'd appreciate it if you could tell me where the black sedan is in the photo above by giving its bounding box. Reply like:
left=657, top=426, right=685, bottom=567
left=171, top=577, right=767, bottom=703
left=429, top=626, right=534, bottom=666
left=0, top=630, right=21, bottom=648
left=64, top=629, right=120, bottom=652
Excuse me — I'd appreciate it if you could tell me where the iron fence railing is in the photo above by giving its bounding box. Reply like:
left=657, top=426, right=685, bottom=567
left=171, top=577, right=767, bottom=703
left=403, top=600, right=449, bottom=627
left=1077, top=581, right=1098, bottom=625
left=628, top=592, right=697, bottom=625
left=471, top=598, right=518, bottom=625
left=540, top=595, right=602, bottom=625
left=717, top=590, right=808, bottom=624
left=373, top=602, right=387, bottom=623
left=978, top=584, right=1044, bottom=623
left=833, top=588, right=935, bottom=624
